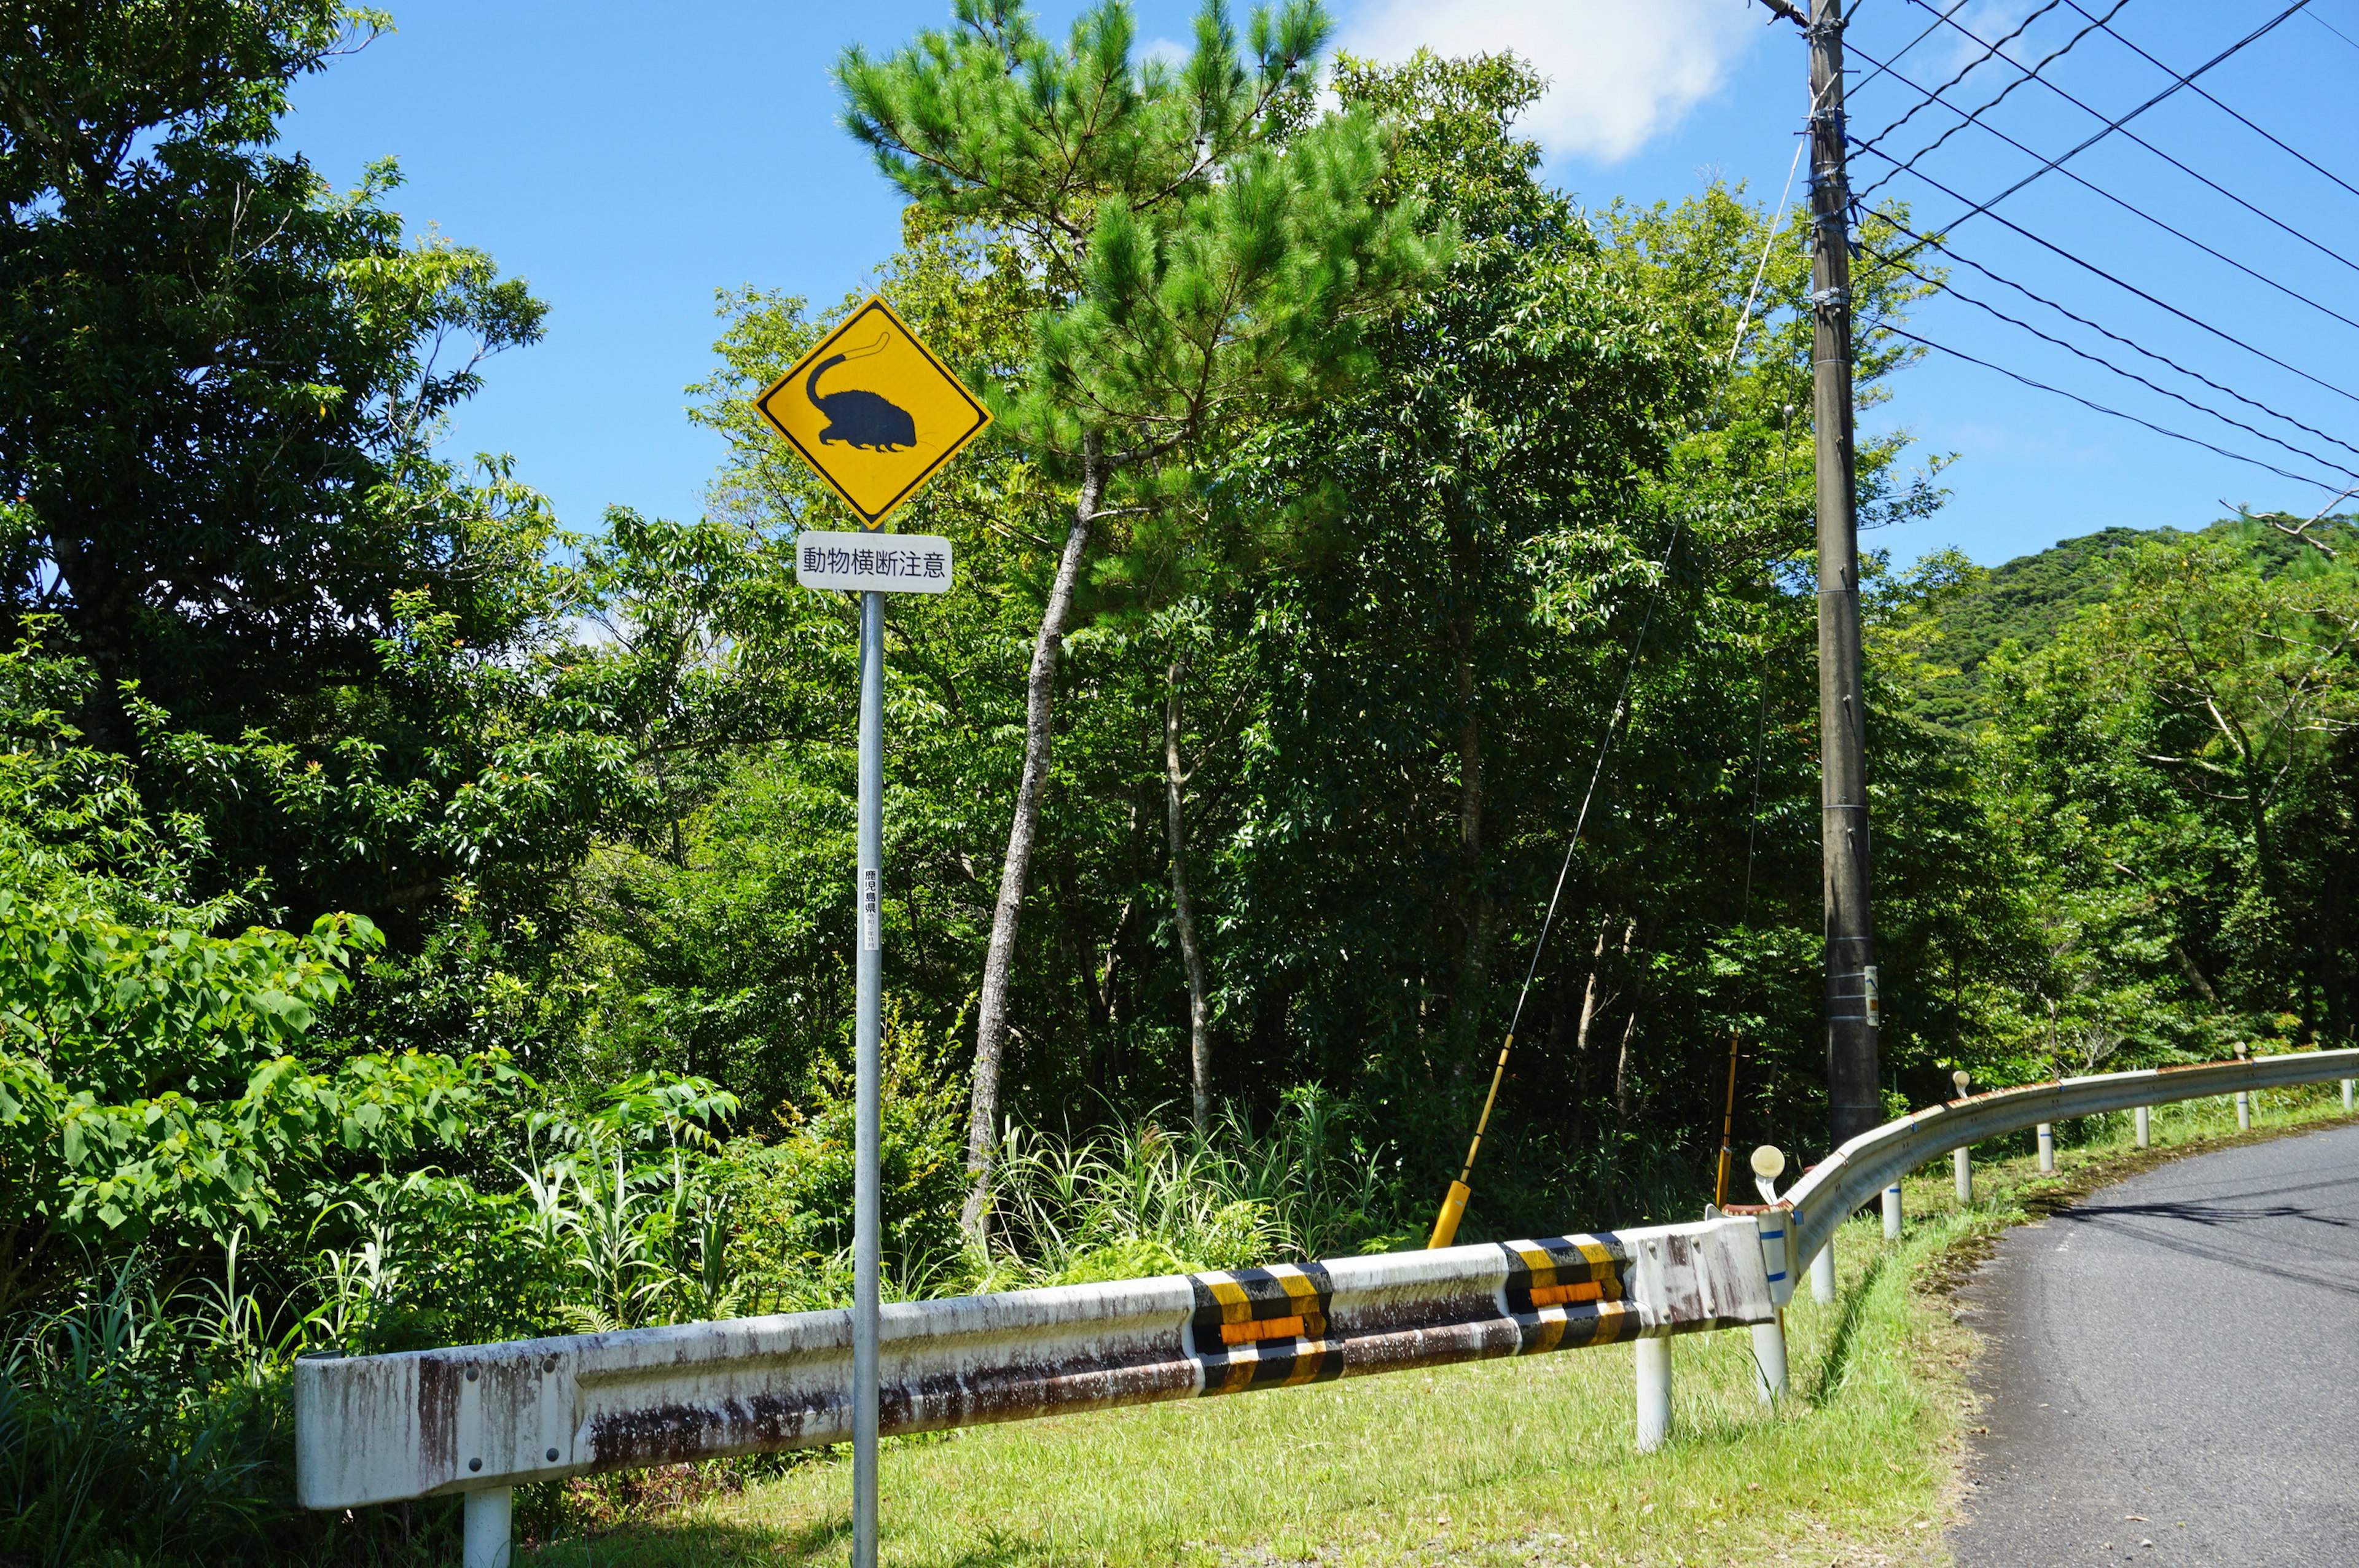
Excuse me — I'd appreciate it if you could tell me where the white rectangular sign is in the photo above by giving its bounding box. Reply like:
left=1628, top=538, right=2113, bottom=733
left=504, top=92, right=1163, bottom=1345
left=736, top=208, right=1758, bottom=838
left=795, top=530, right=953, bottom=593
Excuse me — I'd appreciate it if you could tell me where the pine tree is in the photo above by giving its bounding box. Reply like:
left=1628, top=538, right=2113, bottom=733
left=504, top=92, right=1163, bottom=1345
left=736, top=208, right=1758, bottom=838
left=837, top=0, right=1444, bottom=1234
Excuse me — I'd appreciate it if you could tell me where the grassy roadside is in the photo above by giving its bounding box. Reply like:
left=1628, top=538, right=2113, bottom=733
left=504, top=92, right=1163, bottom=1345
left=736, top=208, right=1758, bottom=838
left=523, top=1083, right=2358, bottom=1568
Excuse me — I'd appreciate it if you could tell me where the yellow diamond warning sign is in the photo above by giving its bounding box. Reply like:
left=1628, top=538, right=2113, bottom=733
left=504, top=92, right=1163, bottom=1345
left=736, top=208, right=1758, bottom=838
left=756, top=295, right=992, bottom=528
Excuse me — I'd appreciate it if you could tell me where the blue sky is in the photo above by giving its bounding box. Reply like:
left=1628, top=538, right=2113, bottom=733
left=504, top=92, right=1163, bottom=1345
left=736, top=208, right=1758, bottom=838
left=283, top=1, right=2359, bottom=568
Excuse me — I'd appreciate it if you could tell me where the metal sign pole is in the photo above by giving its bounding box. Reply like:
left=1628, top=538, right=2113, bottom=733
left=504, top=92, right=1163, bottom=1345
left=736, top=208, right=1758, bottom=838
left=853, top=587, right=884, bottom=1568
left=750, top=291, right=984, bottom=1568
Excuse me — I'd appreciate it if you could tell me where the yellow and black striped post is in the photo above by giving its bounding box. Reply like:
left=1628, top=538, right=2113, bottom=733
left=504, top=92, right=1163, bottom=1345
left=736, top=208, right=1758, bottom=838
left=1429, top=1034, right=1515, bottom=1249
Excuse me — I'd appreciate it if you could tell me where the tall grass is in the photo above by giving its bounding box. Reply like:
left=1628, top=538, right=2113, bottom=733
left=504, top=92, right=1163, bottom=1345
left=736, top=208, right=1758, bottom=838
left=980, top=1086, right=1409, bottom=1285
left=0, top=1242, right=301, bottom=1568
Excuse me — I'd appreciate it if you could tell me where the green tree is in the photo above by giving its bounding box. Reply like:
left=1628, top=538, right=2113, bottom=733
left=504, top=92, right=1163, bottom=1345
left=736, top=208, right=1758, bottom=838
left=836, top=0, right=1444, bottom=1231
left=0, top=1, right=547, bottom=748
left=1984, top=534, right=2359, bottom=1042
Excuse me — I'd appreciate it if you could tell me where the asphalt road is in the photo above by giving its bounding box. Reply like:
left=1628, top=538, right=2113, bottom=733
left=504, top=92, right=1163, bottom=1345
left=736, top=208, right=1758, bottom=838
left=1947, top=1121, right=2359, bottom=1567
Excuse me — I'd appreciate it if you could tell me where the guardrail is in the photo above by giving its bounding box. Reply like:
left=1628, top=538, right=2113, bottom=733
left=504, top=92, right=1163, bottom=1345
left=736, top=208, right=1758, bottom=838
left=1777, top=1048, right=2359, bottom=1274
left=296, top=1048, right=2359, bottom=1567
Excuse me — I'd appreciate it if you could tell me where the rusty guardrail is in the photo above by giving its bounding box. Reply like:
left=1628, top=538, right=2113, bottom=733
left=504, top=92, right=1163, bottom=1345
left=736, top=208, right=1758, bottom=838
left=294, top=1214, right=1774, bottom=1519
left=295, top=1048, right=2359, bottom=1567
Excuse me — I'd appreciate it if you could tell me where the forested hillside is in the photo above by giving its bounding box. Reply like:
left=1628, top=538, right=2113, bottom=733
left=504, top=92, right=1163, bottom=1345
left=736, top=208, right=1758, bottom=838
left=1905, top=515, right=2359, bottom=729
left=4, top=4, right=2357, bottom=1564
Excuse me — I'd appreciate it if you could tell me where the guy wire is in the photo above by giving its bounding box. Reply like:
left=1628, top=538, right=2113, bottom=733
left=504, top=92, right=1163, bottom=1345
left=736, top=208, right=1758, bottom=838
left=1423, top=519, right=1683, bottom=1250
left=1425, top=140, right=1809, bottom=1249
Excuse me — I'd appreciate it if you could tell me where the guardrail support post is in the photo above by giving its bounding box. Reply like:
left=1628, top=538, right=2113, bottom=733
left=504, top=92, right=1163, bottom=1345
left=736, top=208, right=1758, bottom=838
left=2236, top=1091, right=2251, bottom=1131
left=1881, top=1182, right=1902, bottom=1238
left=1751, top=1314, right=1789, bottom=1403
left=463, top=1487, right=512, bottom=1568
left=1952, top=1145, right=1971, bottom=1203
left=1810, top=1239, right=1836, bottom=1303
left=2135, top=1105, right=2150, bottom=1149
left=1635, top=1337, right=1672, bottom=1451
left=2036, top=1122, right=2054, bottom=1172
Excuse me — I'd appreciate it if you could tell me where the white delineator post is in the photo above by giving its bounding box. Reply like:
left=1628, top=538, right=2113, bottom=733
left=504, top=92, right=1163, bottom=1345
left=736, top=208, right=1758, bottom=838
left=2344, top=1079, right=2354, bottom=1112
left=2234, top=1042, right=2252, bottom=1129
left=2036, top=1122, right=2055, bottom=1172
left=1881, top=1182, right=1903, bottom=1239
left=1950, top=1072, right=1973, bottom=1203
left=463, top=1487, right=512, bottom=1568
left=1750, top=1145, right=1791, bottom=1403
left=2135, top=1105, right=2151, bottom=1149
left=1751, top=1314, right=1790, bottom=1404
left=1635, top=1338, right=1672, bottom=1453
left=852, top=590, right=885, bottom=1568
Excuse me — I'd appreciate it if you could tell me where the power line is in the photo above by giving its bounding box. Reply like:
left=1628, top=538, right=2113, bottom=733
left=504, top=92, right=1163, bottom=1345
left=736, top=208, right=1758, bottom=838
left=2059, top=0, right=2359, bottom=206
left=1890, top=0, right=2352, bottom=282
left=1886, top=325, right=2347, bottom=492
left=1860, top=236, right=2359, bottom=478
left=1847, top=28, right=2359, bottom=337
left=1844, top=31, right=2359, bottom=348
left=1866, top=154, right=2359, bottom=410
left=1850, top=0, right=1975, bottom=97
left=1855, top=0, right=2065, bottom=157
left=1845, top=93, right=2359, bottom=343
left=2313, top=9, right=2359, bottom=52
left=1853, top=0, right=2132, bottom=203
left=1871, top=213, right=2359, bottom=466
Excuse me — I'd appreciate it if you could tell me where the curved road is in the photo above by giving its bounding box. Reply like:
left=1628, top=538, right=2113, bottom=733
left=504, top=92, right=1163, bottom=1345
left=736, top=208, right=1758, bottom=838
left=1947, top=1122, right=2359, bottom=1567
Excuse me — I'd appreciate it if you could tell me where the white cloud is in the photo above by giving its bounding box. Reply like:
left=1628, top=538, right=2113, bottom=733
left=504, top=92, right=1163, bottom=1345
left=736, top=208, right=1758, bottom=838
left=1337, top=0, right=1761, bottom=163
left=1938, top=2, right=2039, bottom=74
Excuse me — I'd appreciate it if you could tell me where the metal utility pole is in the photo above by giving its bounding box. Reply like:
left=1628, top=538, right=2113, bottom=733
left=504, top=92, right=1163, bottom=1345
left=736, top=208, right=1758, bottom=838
left=852, top=589, right=883, bottom=1568
left=1807, top=0, right=1882, bottom=1150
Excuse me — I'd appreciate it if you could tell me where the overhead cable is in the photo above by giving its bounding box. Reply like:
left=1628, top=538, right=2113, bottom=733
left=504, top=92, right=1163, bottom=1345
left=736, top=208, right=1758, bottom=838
left=1892, top=0, right=2350, bottom=280
left=1853, top=0, right=2132, bottom=203
left=1860, top=237, right=2359, bottom=478
left=1850, top=0, right=1976, bottom=96
left=1871, top=213, right=2359, bottom=465
left=1864, top=155, right=2359, bottom=410
left=2059, top=0, right=2359, bottom=205
left=1883, top=325, right=2346, bottom=493
left=1854, top=0, right=2065, bottom=157
left=2313, top=9, right=2359, bottom=52
left=1844, top=57, right=2359, bottom=341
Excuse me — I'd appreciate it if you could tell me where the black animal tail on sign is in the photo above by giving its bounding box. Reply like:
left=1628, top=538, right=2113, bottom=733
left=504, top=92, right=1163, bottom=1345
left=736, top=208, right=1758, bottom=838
left=807, top=332, right=917, bottom=452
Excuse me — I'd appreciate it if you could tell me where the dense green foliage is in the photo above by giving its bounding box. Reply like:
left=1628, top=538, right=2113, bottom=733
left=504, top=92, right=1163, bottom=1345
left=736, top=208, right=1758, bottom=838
left=4, top=2, right=2357, bottom=1564
left=1903, top=516, right=2359, bottom=730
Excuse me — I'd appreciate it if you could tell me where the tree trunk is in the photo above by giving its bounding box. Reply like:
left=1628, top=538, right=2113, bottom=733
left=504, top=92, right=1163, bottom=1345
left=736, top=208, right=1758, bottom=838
left=2171, top=940, right=2219, bottom=1005
left=1449, top=559, right=1489, bottom=1028
left=961, top=437, right=1103, bottom=1242
left=52, top=533, right=135, bottom=754
left=1568, top=916, right=1614, bottom=1149
left=1613, top=1002, right=1643, bottom=1133
left=1610, top=919, right=1641, bottom=1131
left=1165, top=656, right=1215, bottom=1132
left=1573, top=916, right=1615, bottom=1059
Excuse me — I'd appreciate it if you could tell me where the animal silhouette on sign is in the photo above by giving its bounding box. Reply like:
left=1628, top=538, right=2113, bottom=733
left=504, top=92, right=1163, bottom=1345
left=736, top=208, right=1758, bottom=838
left=806, top=330, right=917, bottom=451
